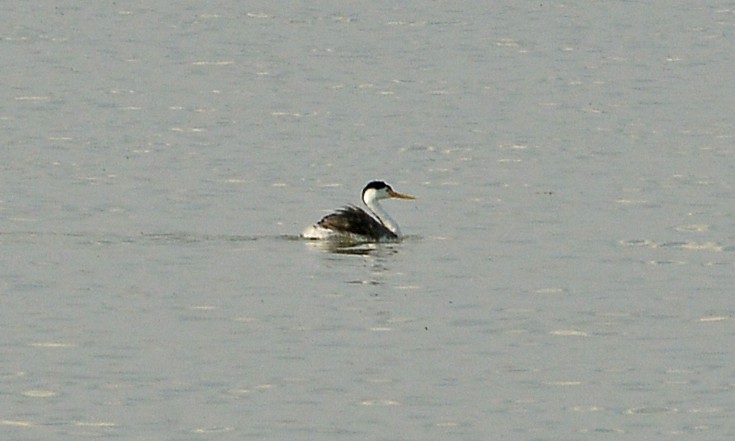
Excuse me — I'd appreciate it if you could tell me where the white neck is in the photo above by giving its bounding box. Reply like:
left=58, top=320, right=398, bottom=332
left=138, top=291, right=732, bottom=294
left=365, top=198, right=401, bottom=236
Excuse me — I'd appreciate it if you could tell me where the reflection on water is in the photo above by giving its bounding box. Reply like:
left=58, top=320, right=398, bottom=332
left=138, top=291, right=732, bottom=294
left=303, top=237, right=402, bottom=256
left=304, top=237, right=407, bottom=288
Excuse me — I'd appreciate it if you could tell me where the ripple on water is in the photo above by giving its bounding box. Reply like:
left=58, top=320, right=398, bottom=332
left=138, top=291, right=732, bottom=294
left=625, top=407, right=679, bottom=415
left=360, top=399, right=400, bottom=406
left=674, top=224, right=710, bottom=232
left=1, top=420, right=33, bottom=427
left=619, top=239, right=725, bottom=252
left=699, top=315, right=732, bottom=322
left=21, top=390, right=57, bottom=398
left=191, top=427, right=235, bottom=434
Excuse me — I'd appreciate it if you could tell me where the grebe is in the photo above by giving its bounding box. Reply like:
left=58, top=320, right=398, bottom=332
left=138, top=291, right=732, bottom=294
left=302, top=181, right=415, bottom=241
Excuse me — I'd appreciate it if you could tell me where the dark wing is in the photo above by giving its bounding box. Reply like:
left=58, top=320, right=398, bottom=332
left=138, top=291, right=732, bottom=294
left=317, top=205, right=397, bottom=240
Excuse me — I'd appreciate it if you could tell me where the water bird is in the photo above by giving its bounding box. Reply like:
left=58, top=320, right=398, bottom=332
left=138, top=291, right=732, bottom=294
left=302, top=181, right=415, bottom=241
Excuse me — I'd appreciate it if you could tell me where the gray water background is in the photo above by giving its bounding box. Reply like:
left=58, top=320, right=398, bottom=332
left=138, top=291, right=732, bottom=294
left=2, top=1, right=734, bottom=440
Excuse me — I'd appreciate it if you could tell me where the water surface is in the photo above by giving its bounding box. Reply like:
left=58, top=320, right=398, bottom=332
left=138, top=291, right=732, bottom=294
left=2, top=1, right=734, bottom=440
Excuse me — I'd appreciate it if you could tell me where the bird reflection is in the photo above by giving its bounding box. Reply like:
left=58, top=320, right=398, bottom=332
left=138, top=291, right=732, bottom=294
left=305, top=237, right=400, bottom=256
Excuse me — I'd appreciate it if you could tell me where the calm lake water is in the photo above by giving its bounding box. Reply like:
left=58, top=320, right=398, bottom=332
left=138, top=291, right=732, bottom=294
left=2, top=1, right=734, bottom=440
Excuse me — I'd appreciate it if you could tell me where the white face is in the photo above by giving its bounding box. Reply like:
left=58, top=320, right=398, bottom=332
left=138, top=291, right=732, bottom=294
left=363, top=187, right=390, bottom=205
left=362, top=182, right=414, bottom=205
left=376, top=186, right=393, bottom=199
left=363, top=184, right=415, bottom=205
